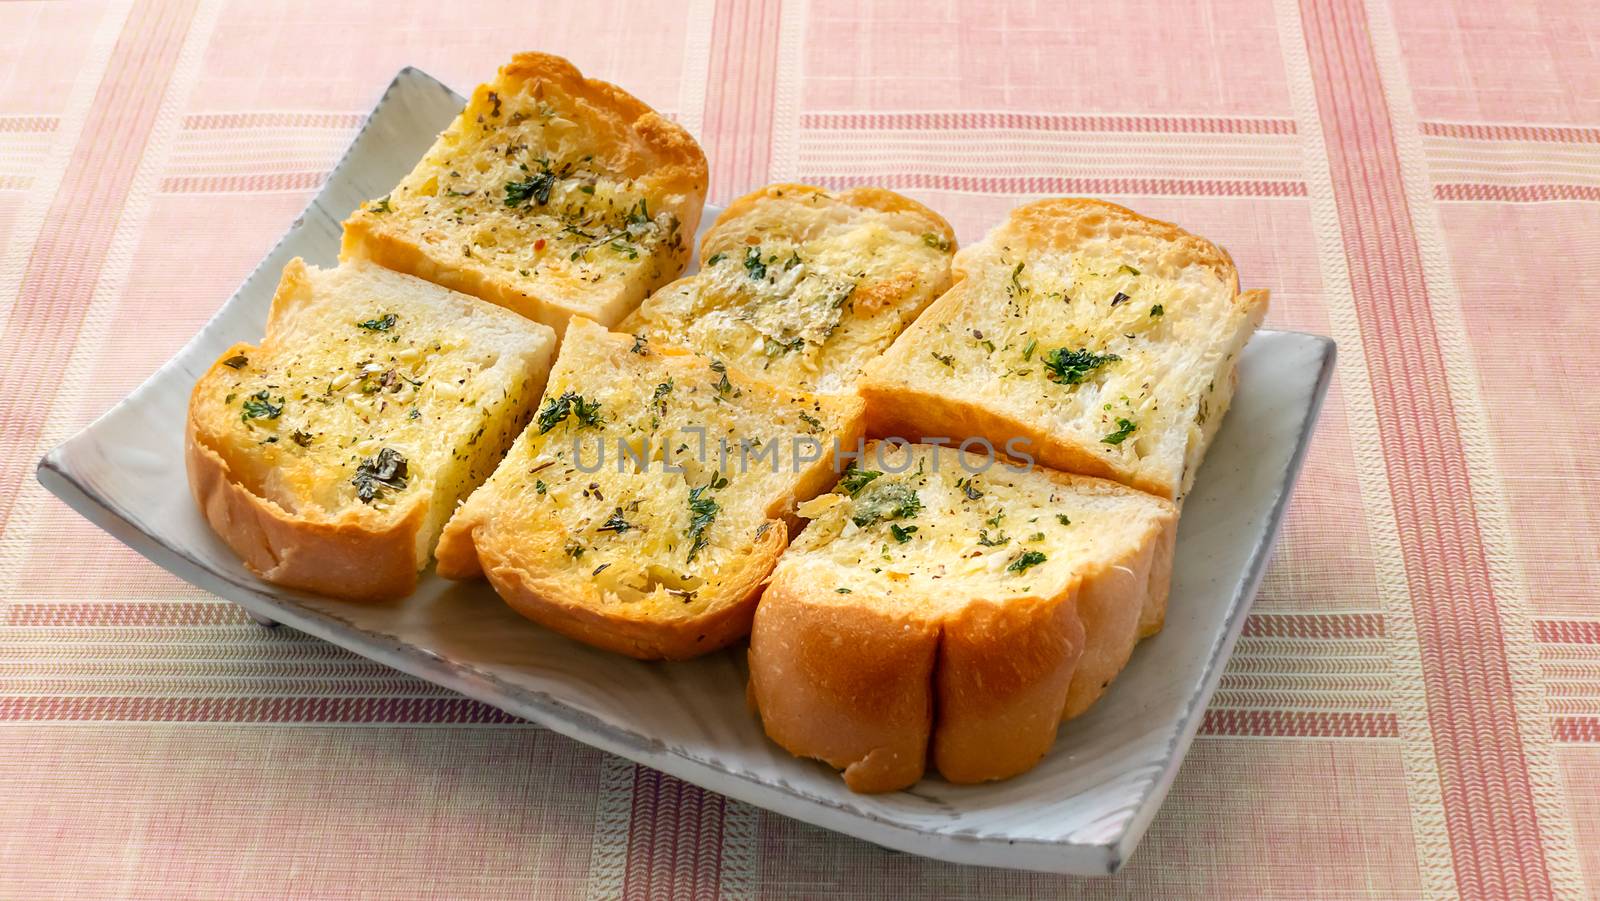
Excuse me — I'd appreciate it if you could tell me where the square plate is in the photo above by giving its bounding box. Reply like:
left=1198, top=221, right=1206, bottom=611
left=37, top=68, right=1334, bottom=875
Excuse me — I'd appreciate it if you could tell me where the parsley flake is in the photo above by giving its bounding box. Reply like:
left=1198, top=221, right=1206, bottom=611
left=535, top=391, right=603, bottom=433
left=1007, top=550, right=1046, bottom=574
left=1043, top=347, right=1120, bottom=385
left=352, top=447, right=407, bottom=503
left=1102, top=418, right=1138, bottom=445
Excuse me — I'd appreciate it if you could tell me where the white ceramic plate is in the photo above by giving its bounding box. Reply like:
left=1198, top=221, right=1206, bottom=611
left=37, top=68, right=1334, bottom=875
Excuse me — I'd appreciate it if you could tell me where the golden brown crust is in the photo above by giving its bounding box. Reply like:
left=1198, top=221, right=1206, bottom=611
left=341, top=52, right=708, bottom=333
left=996, top=197, right=1238, bottom=291
left=860, top=357, right=1155, bottom=492
left=749, top=579, right=940, bottom=793
left=1061, top=515, right=1167, bottom=719
left=469, top=518, right=789, bottom=660
left=933, top=594, right=1084, bottom=783
left=1138, top=514, right=1179, bottom=638
left=699, top=183, right=955, bottom=262
left=749, top=461, right=1176, bottom=791
left=185, top=386, right=424, bottom=602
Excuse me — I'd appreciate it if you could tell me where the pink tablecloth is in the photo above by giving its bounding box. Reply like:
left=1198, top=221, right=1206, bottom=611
left=3, top=1, right=1597, bottom=897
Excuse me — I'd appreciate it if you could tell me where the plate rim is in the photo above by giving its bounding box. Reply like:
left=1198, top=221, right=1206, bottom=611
left=32, top=64, right=1339, bottom=876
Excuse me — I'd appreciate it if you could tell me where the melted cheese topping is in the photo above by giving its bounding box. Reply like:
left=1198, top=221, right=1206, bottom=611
left=195, top=263, right=547, bottom=545
left=362, top=81, right=688, bottom=315
left=913, top=237, right=1237, bottom=487
left=784, top=443, right=1163, bottom=602
left=627, top=191, right=951, bottom=394
left=468, top=319, right=854, bottom=615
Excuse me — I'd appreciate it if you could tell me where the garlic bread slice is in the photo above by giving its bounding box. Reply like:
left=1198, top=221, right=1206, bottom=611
left=619, top=184, right=955, bottom=394
left=436, top=317, right=865, bottom=660
left=186, top=258, right=556, bottom=601
left=861, top=199, right=1267, bottom=501
left=342, top=52, right=708, bottom=334
left=749, top=441, right=1176, bottom=792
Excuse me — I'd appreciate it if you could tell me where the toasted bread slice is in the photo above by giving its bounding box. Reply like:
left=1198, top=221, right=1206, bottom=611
left=436, top=317, right=865, bottom=660
left=187, top=258, right=556, bottom=601
left=749, top=441, right=1176, bottom=792
left=617, top=184, right=955, bottom=394
left=860, top=199, right=1267, bottom=501
left=341, top=52, right=708, bottom=335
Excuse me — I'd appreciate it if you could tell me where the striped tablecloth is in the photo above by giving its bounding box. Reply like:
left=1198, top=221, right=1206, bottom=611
left=3, top=1, right=1597, bottom=897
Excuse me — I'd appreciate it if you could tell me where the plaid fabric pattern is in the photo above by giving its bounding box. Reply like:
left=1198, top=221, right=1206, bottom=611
left=1, top=1, right=1596, bottom=897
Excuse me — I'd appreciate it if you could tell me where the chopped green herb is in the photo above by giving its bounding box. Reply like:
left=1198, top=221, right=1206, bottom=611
left=1007, top=550, right=1046, bottom=573
left=535, top=391, right=603, bottom=433
left=850, top=481, right=921, bottom=528
left=705, top=252, right=725, bottom=266
left=977, top=529, right=1009, bottom=547
left=356, top=313, right=397, bottom=332
left=889, top=524, right=918, bottom=543
left=685, top=478, right=724, bottom=562
left=597, top=507, right=633, bottom=534
left=1118, top=264, right=1141, bottom=277
left=836, top=587, right=852, bottom=594
left=1043, top=347, right=1120, bottom=385
left=626, top=198, right=652, bottom=228
left=922, top=233, right=951, bottom=252
left=370, top=196, right=392, bottom=213
left=1009, top=261, right=1026, bottom=293
left=631, top=334, right=650, bottom=355
left=352, top=447, right=407, bottom=504
left=763, top=336, right=806, bottom=357
left=565, top=542, right=585, bottom=559
left=1056, top=514, right=1071, bottom=526
left=959, top=479, right=983, bottom=500
left=743, top=246, right=767, bottom=281
left=408, top=408, right=421, bottom=420
left=1029, top=532, right=1045, bottom=542
left=931, top=351, right=955, bottom=368
left=1021, top=338, right=1037, bottom=361
left=1110, top=291, right=1131, bottom=307
left=711, top=360, right=733, bottom=395
left=290, top=430, right=313, bottom=447
left=838, top=468, right=882, bottom=496
left=505, top=161, right=557, bottom=207
left=579, top=184, right=595, bottom=195
left=240, top=391, right=283, bottom=422
left=222, top=354, right=249, bottom=369
left=535, top=479, right=547, bottom=495
left=1102, top=418, right=1138, bottom=445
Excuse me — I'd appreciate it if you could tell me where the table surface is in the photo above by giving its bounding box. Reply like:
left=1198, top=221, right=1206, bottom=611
left=2, top=1, right=1596, bottom=898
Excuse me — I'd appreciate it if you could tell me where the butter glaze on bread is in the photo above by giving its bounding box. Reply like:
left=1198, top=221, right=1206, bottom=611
left=436, top=317, right=864, bottom=660
left=186, top=258, right=555, bottom=601
left=748, top=442, right=1176, bottom=792
left=342, top=52, right=708, bottom=335
left=619, top=183, right=955, bottom=394
left=860, top=198, right=1267, bottom=501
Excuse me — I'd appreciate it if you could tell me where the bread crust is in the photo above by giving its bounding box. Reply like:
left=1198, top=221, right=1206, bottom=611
left=186, top=394, right=425, bottom=602
left=342, top=51, right=709, bottom=333
left=471, top=517, right=789, bottom=660
left=697, top=183, right=956, bottom=262
left=749, top=581, right=940, bottom=793
left=749, top=458, right=1175, bottom=792
left=859, top=197, right=1269, bottom=501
